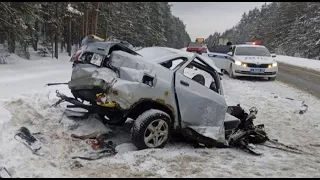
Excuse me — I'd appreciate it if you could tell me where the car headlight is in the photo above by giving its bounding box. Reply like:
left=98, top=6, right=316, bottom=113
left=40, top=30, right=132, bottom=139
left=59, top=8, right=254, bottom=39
left=272, top=62, right=277, bottom=67
left=235, top=61, right=242, bottom=66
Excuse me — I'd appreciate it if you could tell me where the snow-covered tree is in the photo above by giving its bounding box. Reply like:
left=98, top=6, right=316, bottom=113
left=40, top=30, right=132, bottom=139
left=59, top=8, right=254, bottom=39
left=206, top=2, right=320, bottom=59
left=0, top=2, right=191, bottom=60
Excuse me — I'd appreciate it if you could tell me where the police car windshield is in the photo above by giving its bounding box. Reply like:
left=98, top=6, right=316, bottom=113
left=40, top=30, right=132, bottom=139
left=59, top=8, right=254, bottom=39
left=235, top=46, right=271, bottom=57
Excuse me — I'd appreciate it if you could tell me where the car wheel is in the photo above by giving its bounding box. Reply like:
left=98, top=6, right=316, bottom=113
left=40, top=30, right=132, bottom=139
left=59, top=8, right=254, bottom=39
left=268, top=77, right=276, bottom=81
left=131, top=109, right=172, bottom=150
left=229, top=65, right=236, bottom=79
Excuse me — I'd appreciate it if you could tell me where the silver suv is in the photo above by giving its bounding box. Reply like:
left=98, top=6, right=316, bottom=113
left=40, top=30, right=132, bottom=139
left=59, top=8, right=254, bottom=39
left=65, top=42, right=240, bottom=150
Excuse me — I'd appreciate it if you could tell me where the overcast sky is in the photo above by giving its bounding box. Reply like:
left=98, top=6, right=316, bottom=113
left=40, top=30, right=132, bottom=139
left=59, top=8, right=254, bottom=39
left=170, top=2, right=269, bottom=40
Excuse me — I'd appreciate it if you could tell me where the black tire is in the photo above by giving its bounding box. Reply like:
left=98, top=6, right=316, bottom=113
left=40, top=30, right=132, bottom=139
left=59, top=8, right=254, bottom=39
left=98, top=114, right=127, bottom=126
left=268, top=76, right=276, bottom=81
left=131, top=109, right=172, bottom=150
left=248, top=129, right=268, bottom=144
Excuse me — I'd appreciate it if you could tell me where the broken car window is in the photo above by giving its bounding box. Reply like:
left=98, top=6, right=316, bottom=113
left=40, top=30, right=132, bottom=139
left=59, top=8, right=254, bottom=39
left=183, top=59, right=218, bottom=93
left=194, top=58, right=206, bottom=66
left=160, top=58, right=185, bottom=70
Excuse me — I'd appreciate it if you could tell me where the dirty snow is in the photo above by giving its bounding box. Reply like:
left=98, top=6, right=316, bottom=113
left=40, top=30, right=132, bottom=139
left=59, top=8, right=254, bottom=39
left=0, top=52, right=320, bottom=178
left=275, top=55, right=320, bottom=72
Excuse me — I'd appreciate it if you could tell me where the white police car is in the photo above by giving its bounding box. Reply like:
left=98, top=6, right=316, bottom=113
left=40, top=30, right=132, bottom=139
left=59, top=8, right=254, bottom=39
left=207, top=42, right=278, bottom=81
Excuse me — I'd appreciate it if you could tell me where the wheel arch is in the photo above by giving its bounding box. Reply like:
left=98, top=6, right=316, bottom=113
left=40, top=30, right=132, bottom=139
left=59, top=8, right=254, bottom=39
left=125, top=99, right=175, bottom=123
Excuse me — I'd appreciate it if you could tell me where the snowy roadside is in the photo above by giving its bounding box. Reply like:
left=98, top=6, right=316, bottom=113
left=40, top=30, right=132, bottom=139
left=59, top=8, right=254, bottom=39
left=182, top=46, right=320, bottom=72
left=1, top=54, right=320, bottom=177
left=275, top=55, right=320, bottom=72
left=0, top=53, right=72, bottom=101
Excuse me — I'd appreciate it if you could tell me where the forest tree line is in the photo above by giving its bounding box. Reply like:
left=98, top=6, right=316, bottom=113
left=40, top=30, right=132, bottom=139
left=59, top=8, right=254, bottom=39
left=206, top=2, right=320, bottom=59
left=0, top=2, right=191, bottom=60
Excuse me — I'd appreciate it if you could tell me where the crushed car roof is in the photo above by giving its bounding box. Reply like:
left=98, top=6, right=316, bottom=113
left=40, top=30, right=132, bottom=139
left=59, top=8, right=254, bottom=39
left=84, top=41, right=140, bottom=56
left=136, top=46, right=193, bottom=61
left=137, top=47, right=221, bottom=73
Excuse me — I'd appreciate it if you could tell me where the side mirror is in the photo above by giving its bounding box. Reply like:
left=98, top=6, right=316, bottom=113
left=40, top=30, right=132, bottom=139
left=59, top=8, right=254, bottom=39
left=271, top=53, right=276, bottom=58
left=227, top=52, right=233, bottom=56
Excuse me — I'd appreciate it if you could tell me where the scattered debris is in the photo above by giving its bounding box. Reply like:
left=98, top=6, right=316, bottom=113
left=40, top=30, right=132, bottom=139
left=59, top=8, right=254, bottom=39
left=0, top=166, right=12, bottom=178
left=255, top=135, right=315, bottom=156
left=274, top=96, right=278, bottom=98
left=14, top=127, right=44, bottom=156
left=223, top=105, right=312, bottom=156
left=45, top=82, right=68, bottom=87
left=86, top=139, right=114, bottom=151
left=71, top=131, right=112, bottom=140
left=310, top=144, right=320, bottom=147
left=71, top=148, right=117, bottom=161
left=49, top=162, right=57, bottom=167
left=180, top=105, right=267, bottom=156
left=71, top=132, right=117, bottom=160
left=64, top=109, right=89, bottom=119
left=299, top=101, right=308, bottom=114
left=70, top=161, right=83, bottom=169
left=58, top=109, right=90, bottom=123
left=227, top=106, right=267, bottom=156
left=285, top=97, right=294, bottom=100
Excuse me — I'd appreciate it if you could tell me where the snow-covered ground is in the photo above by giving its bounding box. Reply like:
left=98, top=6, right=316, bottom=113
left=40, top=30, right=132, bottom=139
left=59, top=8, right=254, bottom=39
left=275, top=55, right=320, bottom=72
left=0, top=53, right=320, bottom=177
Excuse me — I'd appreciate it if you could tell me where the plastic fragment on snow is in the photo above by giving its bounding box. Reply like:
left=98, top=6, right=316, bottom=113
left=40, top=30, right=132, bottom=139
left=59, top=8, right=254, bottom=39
left=0, top=166, right=12, bottom=178
left=299, top=101, right=308, bottom=114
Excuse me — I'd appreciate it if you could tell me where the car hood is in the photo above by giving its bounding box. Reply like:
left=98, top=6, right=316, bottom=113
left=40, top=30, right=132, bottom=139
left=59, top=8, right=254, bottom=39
left=234, top=56, right=275, bottom=64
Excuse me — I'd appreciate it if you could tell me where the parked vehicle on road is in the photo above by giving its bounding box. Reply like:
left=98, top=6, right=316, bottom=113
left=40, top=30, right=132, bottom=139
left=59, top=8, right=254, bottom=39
left=186, top=42, right=207, bottom=54
left=207, top=43, right=278, bottom=81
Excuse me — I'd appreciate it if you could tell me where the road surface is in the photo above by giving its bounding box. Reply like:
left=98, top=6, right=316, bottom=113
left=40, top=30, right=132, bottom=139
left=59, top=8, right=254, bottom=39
left=277, top=62, right=320, bottom=99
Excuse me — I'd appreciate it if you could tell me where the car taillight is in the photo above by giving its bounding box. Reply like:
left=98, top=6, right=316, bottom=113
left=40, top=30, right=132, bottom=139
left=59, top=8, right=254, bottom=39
left=71, top=50, right=83, bottom=63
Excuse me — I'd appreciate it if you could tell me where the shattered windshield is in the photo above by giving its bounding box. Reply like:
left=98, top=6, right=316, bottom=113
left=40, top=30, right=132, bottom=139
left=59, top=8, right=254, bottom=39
left=235, top=46, right=271, bottom=57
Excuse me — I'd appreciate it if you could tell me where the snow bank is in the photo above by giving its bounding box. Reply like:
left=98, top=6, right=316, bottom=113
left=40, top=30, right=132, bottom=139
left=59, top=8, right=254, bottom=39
left=275, top=55, right=320, bottom=72
left=0, top=53, right=72, bottom=101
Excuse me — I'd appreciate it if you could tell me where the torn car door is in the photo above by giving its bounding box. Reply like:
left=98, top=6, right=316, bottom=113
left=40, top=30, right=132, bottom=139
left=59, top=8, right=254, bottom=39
left=174, top=56, right=228, bottom=142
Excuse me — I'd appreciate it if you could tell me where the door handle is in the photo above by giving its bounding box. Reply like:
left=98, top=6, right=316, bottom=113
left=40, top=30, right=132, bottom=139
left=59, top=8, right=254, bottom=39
left=180, top=80, right=189, bottom=87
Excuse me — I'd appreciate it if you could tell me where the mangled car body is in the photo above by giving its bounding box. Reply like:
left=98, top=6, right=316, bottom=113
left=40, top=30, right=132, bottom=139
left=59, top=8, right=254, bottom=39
left=61, top=41, right=243, bottom=150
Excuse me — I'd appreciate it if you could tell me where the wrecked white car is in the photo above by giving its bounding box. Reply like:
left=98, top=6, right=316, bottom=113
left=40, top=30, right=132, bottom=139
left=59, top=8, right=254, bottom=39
left=52, top=41, right=266, bottom=153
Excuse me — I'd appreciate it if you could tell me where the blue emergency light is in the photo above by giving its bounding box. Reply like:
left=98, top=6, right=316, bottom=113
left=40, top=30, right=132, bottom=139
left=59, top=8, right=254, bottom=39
left=238, top=42, right=259, bottom=45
